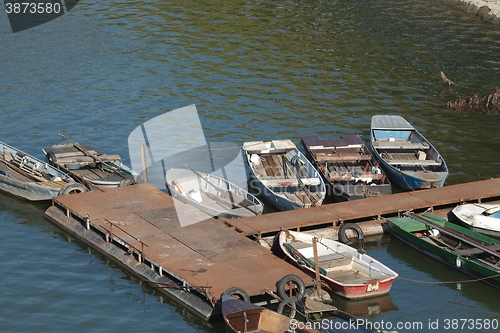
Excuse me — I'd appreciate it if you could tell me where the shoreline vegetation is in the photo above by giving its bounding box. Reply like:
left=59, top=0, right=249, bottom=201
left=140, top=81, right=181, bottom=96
left=440, top=0, right=500, bottom=24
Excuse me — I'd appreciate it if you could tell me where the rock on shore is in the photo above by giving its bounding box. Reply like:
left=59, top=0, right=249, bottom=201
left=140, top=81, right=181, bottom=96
left=440, top=0, right=500, bottom=24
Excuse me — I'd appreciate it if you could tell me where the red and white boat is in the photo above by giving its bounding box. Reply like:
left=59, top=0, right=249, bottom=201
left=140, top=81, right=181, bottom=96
left=277, top=230, right=398, bottom=299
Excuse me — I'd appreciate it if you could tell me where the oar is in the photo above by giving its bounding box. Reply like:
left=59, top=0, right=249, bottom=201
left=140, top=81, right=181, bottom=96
left=282, top=155, right=318, bottom=207
left=58, top=133, right=126, bottom=176
left=184, top=165, right=259, bottom=216
left=283, top=242, right=327, bottom=275
left=406, top=212, right=500, bottom=259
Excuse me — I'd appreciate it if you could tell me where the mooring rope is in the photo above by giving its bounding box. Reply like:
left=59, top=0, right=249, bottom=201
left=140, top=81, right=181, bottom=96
left=397, top=273, right=500, bottom=285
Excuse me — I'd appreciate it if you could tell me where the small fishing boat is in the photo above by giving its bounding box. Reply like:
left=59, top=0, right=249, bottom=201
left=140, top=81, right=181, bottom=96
left=0, top=140, right=84, bottom=201
left=221, top=296, right=321, bottom=333
left=43, top=134, right=138, bottom=190
left=165, top=167, right=264, bottom=219
left=452, top=203, right=500, bottom=238
left=242, top=140, right=326, bottom=211
left=276, top=230, right=398, bottom=299
left=370, top=115, right=448, bottom=190
left=301, top=135, right=391, bottom=201
left=387, top=212, right=500, bottom=289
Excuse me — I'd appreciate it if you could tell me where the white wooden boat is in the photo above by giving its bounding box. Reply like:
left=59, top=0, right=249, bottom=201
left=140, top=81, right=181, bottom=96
left=243, top=140, right=326, bottom=211
left=166, top=168, right=263, bottom=219
left=370, top=115, right=448, bottom=190
left=0, top=140, right=84, bottom=201
left=277, top=230, right=398, bottom=299
left=452, top=203, right=500, bottom=238
left=44, top=134, right=139, bottom=190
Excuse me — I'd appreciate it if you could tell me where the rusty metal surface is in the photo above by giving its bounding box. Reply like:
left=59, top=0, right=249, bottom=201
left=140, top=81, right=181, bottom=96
left=51, top=183, right=312, bottom=300
left=226, top=178, right=500, bottom=236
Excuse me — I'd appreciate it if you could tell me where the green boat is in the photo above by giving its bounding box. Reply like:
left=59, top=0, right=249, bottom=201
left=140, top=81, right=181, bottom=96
left=387, top=213, right=500, bottom=289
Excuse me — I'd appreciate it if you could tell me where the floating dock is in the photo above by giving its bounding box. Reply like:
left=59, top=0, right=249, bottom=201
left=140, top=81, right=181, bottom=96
left=226, top=178, right=500, bottom=238
left=44, top=178, right=500, bottom=320
left=44, top=183, right=312, bottom=320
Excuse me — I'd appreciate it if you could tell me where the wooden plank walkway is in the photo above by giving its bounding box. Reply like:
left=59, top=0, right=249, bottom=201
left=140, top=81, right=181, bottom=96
left=225, top=178, right=500, bottom=236
left=44, top=183, right=312, bottom=320
left=44, top=177, right=500, bottom=319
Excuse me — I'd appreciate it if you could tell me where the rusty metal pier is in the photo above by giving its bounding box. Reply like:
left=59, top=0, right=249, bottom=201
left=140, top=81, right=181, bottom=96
left=225, top=178, right=500, bottom=238
left=44, top=178, right=500, bottom=320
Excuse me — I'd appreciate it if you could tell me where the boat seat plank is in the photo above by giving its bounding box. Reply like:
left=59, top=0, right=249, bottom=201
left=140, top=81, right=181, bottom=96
left=317, top=253, right=345, bottom=262
left=386, top=159, right=442, bottom=166
left=315, top=153, right=372, bottom=162
left=260, top=178, right=321, bottom=187
left=373, top=140, right=430, bottom=149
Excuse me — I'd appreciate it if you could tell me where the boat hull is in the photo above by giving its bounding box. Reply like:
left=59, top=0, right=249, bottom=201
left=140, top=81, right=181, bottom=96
left=452, top=204, right=500, bottom=238
left=387, top=214, right=500, bottom=290
left=376, top=158, right=447, bottom=190
left=0, top=175, right=63, bottom=201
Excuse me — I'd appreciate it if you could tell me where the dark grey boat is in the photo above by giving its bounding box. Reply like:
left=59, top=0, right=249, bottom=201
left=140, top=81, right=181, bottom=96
left=0, top=140, right=84, bottom=201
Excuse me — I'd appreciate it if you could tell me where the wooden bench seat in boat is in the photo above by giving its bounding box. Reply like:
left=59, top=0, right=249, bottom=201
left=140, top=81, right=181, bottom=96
left=260, top=178, right=321, bottom=187
left=314, top=152, right=372, bottom=163
left=373, top=140, right=430, bottom=149
left=386, top=159, right=442, bottom=166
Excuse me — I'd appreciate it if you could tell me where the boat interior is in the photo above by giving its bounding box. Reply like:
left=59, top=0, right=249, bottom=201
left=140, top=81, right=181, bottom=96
left=286, top=240, right=389, bottom=284
left=225, top=307, right=293, bottom=333
left=168, top=169, right=260, bottom=212
left=302, top=135, right=389, bottom=189
left=45, top=144, right=123, bottom=182
left=0, top=149, right=64, bottom=185
left=416, top=229, right=500, bottom=269
left=249, top=149, right=323, bottom=207
left=372, top=130, right=444, bottom=171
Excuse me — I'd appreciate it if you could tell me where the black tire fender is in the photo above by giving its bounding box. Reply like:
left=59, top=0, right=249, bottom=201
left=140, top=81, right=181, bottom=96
left=46, top=151, right=57, bottom=165
left=58, top=182, right=87, bottom=196
left=338, top=223, right=364, bottom=243
left=277, top=274, right=305, bottom=301
left=277, top=297, right=297, bottom=318
left=221, top=287, right=250, bottom=303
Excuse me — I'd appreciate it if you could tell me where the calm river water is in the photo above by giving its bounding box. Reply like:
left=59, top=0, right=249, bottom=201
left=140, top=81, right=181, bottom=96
left=1, top=1, right=499, bottom=332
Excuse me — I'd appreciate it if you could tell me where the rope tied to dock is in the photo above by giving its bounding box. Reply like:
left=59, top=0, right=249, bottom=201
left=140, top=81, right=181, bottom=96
left=398, top=273, right=500, bottom=285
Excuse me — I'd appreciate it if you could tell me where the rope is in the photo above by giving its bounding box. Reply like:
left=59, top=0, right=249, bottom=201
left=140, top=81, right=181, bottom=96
left=398, top=273, right=500, bottom=284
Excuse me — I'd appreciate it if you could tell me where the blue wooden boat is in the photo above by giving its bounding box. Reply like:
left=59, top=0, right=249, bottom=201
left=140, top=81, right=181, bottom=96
left=387, top=213, right=500, bottom=290
left=242, top=140, right=326, bottom=211
left=370, top=115, right=448, bottom=190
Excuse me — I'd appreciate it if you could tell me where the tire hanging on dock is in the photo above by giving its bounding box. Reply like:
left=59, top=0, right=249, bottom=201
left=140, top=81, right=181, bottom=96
left=338, top=223, right=364, bottom=243
left=58, top=182, right=87, bottom=196
left=277, top=297, right=297, bottom=319
left=276, top=274, right=305, bottom=301
left=221, top=287, right=250, bottom=303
